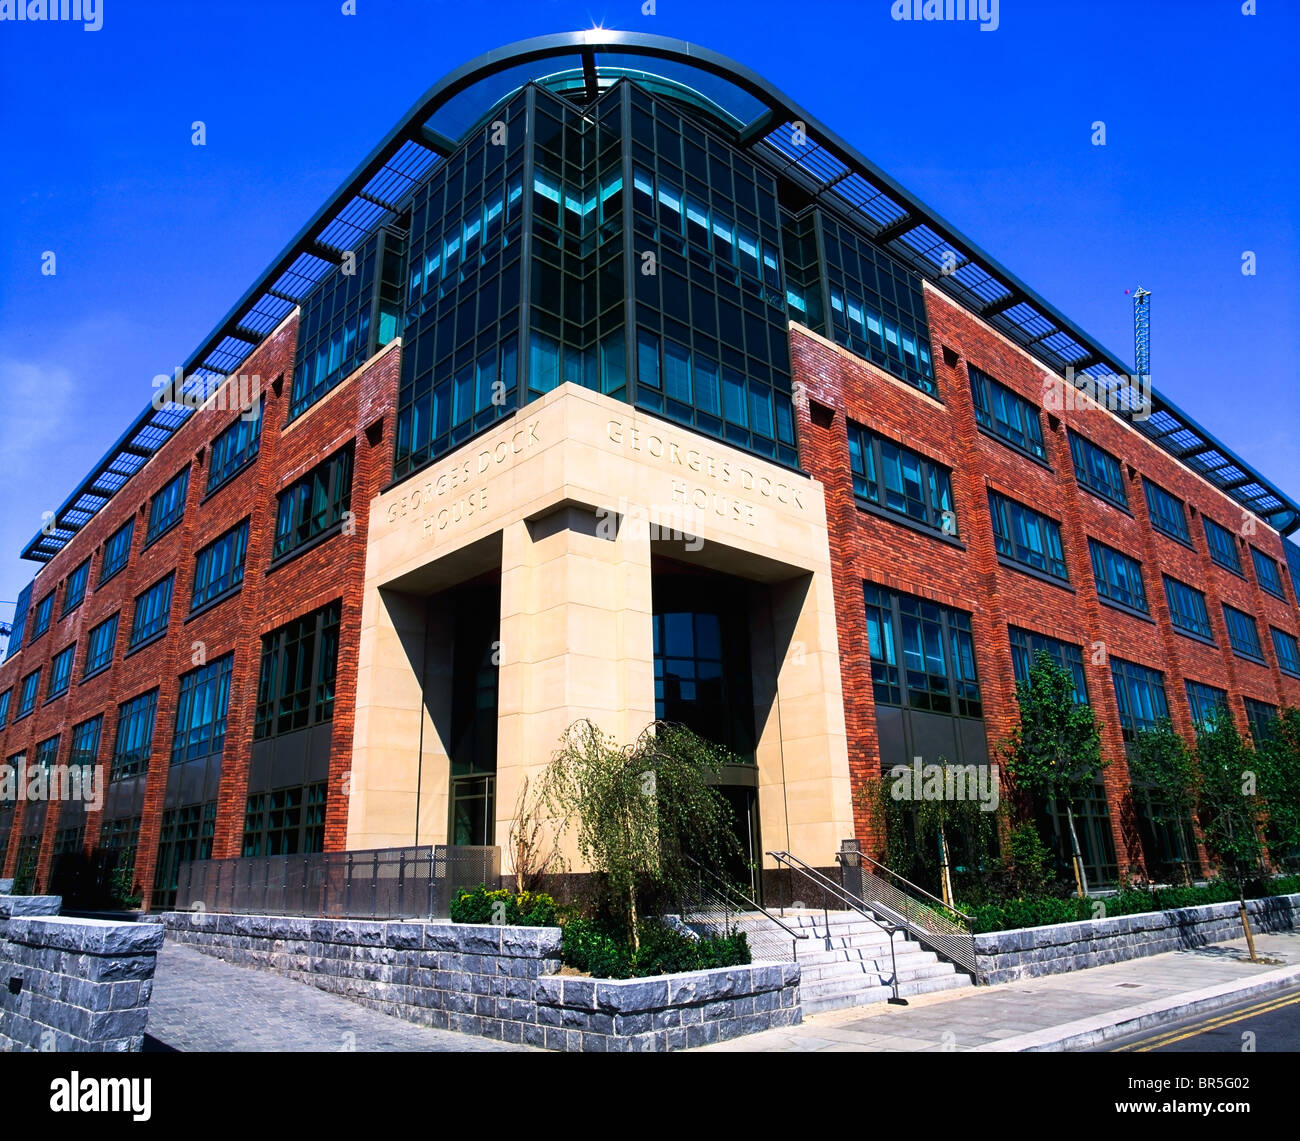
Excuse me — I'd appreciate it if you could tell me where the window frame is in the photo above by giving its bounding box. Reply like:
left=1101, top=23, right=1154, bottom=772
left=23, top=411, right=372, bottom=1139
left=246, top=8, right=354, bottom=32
left=272, top=445, right=355, bottom=563
left=1068, top=430, right=1129, bottom=510
left=254, top=601, right=342, bottom=740
left=110, top=689, right=159, bottom=782
left=83, top=613, right=120, bottom=679
left=1142, top=478, right=1191, bottom=545
left=128, top=573, right=175, bottom=651
left=1251, top=548, right=1286, bottom=600
left=61, top=558, right=91, bottom=616
left=1203, top=516, right=1243, bottom=575
left=1270, top=627, right=1300, bottom=678
left=1162, top=575, right=1214, bottom=643
left=190, top=519, right=250, bottom=612
left=100, top=518, right=135, bottom=585
left=143, top=466, right=191, bottom=548
left=847, top=421, right=958, bottom=539
left=1222, top=603, right=1264, bottom=663
left=1088, top=538, right=1149, bottom=615
left=988, top=490, right=1069, bottom=582
left=968, top=365, right=1047, bottom=462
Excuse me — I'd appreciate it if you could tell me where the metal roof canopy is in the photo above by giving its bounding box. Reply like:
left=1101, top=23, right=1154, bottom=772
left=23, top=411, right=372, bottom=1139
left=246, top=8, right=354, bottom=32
left=23, top=29, right=1299, bottom=563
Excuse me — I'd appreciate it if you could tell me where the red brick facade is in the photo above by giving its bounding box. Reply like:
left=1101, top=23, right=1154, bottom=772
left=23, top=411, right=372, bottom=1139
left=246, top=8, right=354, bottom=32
left=0, top=311, right=402, bottom=905
left=790, top=283, right=1300, bottom=875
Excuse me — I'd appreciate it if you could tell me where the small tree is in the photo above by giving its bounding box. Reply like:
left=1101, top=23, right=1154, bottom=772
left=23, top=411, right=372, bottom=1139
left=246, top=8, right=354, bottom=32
left=1193, top=709, right=1265, bottom=960
left=1128, top=719, right=1197, bottom=884
left=539, top=719, right=742, bottom=950
left=910, top=763, right=997, bottom=907
left=1004, top=651, right=1105, bottom=898
left=1255, top=707, right=1300, bottom=869
left=506, top=773, right=567, bottom=895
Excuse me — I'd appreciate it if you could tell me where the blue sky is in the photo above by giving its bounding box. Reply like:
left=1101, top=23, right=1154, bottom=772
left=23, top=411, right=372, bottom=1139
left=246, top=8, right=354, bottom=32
left=0, top=0, right=1296, bottom=619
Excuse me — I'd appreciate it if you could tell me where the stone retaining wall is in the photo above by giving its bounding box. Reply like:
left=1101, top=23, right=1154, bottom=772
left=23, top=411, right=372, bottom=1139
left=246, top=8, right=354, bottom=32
left=974, top=893, right=1300, bottom=984
left=152, top=912, right=799, bottom=1050
left=0, top=914, right=163, bottom=1052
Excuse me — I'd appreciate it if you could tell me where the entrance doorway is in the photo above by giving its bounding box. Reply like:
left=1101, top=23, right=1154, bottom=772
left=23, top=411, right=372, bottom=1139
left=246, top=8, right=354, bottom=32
left=652, top=562, right=762, bottom=899
left=443, top=580, right=500, bottom=846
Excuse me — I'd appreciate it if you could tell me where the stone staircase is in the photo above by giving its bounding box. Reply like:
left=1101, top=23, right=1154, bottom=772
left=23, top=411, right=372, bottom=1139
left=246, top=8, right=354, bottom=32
left=736, top=909, right=973, bottom=1014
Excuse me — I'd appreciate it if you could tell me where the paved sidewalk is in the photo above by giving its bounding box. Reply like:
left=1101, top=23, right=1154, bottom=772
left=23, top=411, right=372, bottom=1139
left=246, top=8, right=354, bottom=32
left=701, top=931, right=1300, bottom=1052
left=146, top=942, right=529, bottom=1052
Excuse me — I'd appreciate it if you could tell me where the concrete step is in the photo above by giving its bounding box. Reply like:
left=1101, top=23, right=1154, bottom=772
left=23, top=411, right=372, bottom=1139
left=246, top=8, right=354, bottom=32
left=793, top=944, right=939, bottom=969
left=800, top=969, right=973, bottom=1015
left=798, top=957, right=958, bottom=986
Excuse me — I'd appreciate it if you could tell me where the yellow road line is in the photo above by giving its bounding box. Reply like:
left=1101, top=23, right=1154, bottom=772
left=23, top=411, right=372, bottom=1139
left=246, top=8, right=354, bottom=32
left=1112, top=992, right=1300, bottom=1052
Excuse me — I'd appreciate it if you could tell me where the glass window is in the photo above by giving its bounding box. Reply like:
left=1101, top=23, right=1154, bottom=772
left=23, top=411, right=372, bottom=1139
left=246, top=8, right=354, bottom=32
left=1110, top=658, right=1169, bottom=743
left=242, top=783, right=327, bottom=858
left=864, top=584, right=981, bottom=718
left=1089, top=539, right=1148, bottom=613
left=152, top=801, right=217, bottom=911
left=1069, top=431, right=1128, bottom=509
left=100, top=519, right=134, bottom=584
left=989, top=491, right=1067, bottom=580
left=849, top=422, right=956, bottom=536
left=70, top=715, right=102, bottom=767
left=817, top=215, right=936, bottom=395
left=1162, top=576, right=1213, bottom=641
left=111, top=690, right=158, bottom=781
left=969, top=366, right=1046, bottom=460
left=172, top=654, right=234, bottom=765
left=47, top=644, right=75, bottom=700
left=0, top=689, right=10, bottom=730
left=29, top=593, right=54, bottom=643
left=1243, top=696, right=1278, bottom=745
left=1008, top=628, right=1088, bottom=704
left=191, top=520, right=249, bottom=610
left=17, top=669, right=41, bottom=718
left=145, top=467, right=190, bottom=545
left=1222, top=604, right=1263, bottom=661
left=273, top=446, right=353, bottom=561
left=84, top=613, right=119, bottom=678
left=1142, top=479, right=1190, bottom=543
left=61, top=559, right=91, bottom=616
left=254, top=602, right=342, bottom=739
left=1203, top=516, right=1243, bottom=574
left=1185, top=680, right=1227, bottom=732
left=1269, top=628, right=1300, bottom=677
left=1251, top=548, right=1285, bottom=599
left=129, top=573, right=174, bottom=648
left=207, top=401, right=263, bottom=493
left=34, top=734, right=60, bottom=772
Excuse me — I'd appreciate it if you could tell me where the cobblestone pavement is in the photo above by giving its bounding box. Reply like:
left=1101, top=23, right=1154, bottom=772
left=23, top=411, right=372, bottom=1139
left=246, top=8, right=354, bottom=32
left=700, top=931, right=1300, bottom=1052
left=145, top=942, right=530, bottom=1052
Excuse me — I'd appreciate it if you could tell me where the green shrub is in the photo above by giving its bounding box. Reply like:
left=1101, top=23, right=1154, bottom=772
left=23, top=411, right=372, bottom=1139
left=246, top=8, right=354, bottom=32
left=560, top=916, right=751, bottom=978
left=962, top=875, right=1300, bottom=933
left=449, top=884, right=558, bottom=926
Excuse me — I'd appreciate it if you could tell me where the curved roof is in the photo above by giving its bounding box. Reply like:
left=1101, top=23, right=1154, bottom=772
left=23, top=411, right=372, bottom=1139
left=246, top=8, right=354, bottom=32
left=22, top=29, right=1299, bottom=561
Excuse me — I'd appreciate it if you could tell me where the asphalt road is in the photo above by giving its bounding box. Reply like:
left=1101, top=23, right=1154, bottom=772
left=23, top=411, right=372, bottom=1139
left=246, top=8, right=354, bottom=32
left=1101, top=984, right=1300, bottom=1053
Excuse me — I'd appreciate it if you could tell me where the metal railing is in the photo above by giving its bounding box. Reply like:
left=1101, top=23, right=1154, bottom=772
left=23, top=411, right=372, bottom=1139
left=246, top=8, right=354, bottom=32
left=833, top=839, right=980, bottom=981
left=681, top=857, right=809, bottom=963
left=174, top=845, right=500, bottom=920
left=767, top=849, right=907, bottom=1003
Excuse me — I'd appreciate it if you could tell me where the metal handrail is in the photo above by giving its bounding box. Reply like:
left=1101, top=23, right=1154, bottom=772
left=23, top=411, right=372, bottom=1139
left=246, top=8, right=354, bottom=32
left=767, top=850, right=906, bottom=1004
left=853, top=849, right=975, bottom=924
left=685, top=857, right=809, bottom=959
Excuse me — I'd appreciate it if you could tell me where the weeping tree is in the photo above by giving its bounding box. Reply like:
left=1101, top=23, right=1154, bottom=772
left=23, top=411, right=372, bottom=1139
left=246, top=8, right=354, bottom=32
left=539, top=719, right=743, bottom=951
left=910, top=764, right=997, bottom=907
left=1128, top=718, right=1198, bottom=884
left=1004, top=651, right=1105, bottom=898
left=1193, top=709, right=1265, bottom=960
